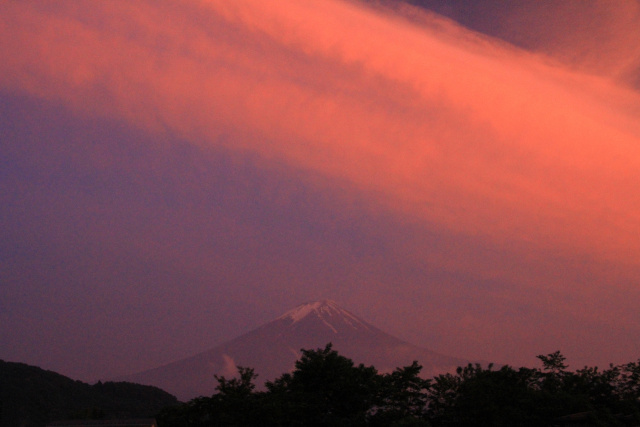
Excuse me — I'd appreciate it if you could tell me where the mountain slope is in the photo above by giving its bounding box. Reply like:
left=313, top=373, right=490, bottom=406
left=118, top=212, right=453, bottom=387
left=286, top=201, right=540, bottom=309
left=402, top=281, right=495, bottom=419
left=121, top=300, right=470, bottom=401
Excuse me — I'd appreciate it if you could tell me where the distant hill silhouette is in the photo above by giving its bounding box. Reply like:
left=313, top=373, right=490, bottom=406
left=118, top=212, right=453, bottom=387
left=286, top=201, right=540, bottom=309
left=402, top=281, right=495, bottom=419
left=0, top=360, right=178, bottom=427
left=121, top=300, right=472, bottom=401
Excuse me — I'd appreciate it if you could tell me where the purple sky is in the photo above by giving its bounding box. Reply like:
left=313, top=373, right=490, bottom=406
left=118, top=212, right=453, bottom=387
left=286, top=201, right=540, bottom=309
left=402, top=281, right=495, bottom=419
left=1, top=0, right=639, bottom=382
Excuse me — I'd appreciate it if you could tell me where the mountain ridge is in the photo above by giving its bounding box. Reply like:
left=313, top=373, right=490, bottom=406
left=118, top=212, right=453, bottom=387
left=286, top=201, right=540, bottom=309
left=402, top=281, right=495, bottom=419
left=0, top=359, right=178, bottom=427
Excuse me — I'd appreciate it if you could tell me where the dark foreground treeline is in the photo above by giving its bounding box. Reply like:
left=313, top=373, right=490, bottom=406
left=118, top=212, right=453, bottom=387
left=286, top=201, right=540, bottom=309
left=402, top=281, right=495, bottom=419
left=158, top=344, right=640, bottom=427
left=0, top=360, right=178, bottom=427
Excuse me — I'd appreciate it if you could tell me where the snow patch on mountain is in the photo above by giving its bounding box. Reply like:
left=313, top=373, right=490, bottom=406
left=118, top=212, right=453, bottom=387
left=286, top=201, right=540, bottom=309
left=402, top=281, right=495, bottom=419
left=278, top=299, right=371, bottom=331
left=280, top=300, right=329, bottom=323
left=321, top=318, right=338, bottom=333
left=288, top=347, right=301, bottom=358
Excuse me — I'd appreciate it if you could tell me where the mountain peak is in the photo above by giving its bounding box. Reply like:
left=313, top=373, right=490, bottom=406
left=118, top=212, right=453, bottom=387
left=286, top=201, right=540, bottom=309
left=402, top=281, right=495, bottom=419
left=278, top=299, right=338, bottom=322
left=277, top=299, right=370, bottom=332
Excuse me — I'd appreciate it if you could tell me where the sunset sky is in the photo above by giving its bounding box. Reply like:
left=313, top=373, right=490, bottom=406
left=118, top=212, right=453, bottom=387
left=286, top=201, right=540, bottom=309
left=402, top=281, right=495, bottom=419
left=1, top=0, right=639, bottom=382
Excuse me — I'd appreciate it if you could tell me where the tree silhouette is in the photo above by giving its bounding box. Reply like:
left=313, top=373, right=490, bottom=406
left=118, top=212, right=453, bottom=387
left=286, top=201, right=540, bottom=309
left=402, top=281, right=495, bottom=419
left=265, top=343, right=380, bottom=426
left=155, top=347, right=640, bottom=427
left=371, top=361, right=430, bottom=426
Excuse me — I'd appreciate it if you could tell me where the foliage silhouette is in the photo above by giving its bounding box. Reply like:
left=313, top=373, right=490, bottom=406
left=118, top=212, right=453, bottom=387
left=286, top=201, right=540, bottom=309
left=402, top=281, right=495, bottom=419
left=156, top=347, right=640, bottom=427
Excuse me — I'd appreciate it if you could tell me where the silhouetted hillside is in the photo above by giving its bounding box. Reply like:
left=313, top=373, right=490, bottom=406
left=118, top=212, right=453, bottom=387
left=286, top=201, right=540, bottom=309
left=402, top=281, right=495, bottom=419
left=0, top=360, right=178, bottom=427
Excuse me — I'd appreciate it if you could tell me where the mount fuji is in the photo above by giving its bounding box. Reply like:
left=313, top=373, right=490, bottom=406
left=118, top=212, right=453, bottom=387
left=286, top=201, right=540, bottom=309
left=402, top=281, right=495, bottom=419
left=120, top=300, right=470, bottom=401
